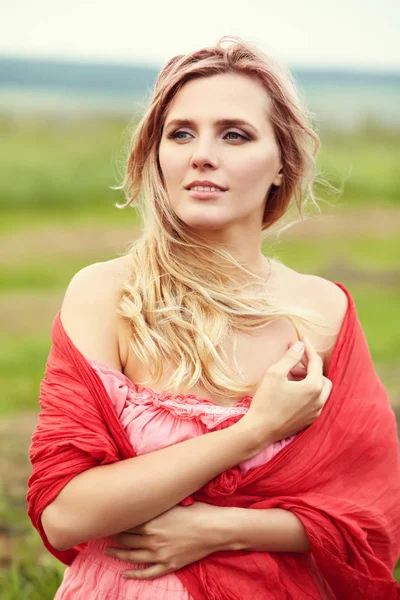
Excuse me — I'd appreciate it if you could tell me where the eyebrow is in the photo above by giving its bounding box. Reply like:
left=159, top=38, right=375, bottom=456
left=164, top=118, right=258, bottom=134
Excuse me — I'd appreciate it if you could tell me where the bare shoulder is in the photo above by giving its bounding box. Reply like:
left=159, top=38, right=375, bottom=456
left=297, top=272, right=348, bottom=372
left=60, top=255, right=132, bottom=371
left=274, top=262, right=349, bottom=372
left=297, top=272, right=348, bottom=325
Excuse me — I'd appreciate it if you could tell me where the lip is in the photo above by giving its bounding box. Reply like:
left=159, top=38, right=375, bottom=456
left=186, top=188, right=226, bottom=200
left=185, top=180, right=227, bottom=191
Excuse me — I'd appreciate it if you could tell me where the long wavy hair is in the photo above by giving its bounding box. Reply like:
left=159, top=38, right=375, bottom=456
left=114, top=35, right=331, bottom=401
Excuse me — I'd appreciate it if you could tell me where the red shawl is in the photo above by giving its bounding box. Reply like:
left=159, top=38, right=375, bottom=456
left=27, top=282, right=400, bottom=599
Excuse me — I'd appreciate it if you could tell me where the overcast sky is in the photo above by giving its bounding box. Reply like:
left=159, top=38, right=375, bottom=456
left=2, top=0, right=399, bottom=71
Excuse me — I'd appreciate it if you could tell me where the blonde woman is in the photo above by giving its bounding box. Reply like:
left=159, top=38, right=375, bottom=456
left=28, top=37, right=400, bottom=599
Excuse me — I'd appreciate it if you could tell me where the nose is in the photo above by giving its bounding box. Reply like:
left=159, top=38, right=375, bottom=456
left=190, top=137, right=219, bottom=170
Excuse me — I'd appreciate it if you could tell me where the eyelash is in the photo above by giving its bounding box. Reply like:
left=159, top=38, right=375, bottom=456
left=168, top=130, right=250, bottom=142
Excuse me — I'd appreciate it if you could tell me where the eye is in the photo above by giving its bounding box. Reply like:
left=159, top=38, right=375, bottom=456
left=224, top=131, right=248, bottom=141
left=167, top=129, right=250, bottom=142
left=168, top=130, right=192, bottom=140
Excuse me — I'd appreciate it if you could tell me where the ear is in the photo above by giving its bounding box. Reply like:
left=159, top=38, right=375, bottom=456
left=272, top=167, right=283, bottom=187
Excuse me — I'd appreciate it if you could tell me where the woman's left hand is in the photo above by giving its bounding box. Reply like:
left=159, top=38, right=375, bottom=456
left=104, top=501, right=227, bottom=580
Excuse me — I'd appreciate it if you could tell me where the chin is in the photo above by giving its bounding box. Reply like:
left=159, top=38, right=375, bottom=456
left=176, top=208, right=233, bottom=231
left=183, top=219, right=230, bottom=232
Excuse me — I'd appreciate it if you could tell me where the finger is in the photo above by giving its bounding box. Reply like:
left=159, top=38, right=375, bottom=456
left=108, top=533, right=147, bottom=549
left=272, top=342, right=305, bottom=376
left=288, top=342, right=308, bottom=369
left=288, top=357, right=307, bottom=374
left=320, top=377, right=333, bottom=405
left=104, top=547, right=155, bottom=563
left=302, top=335, right=323, bottom=381
left=123, top=564, right=172, bottom=580
left=299, top=351, right=308, bottom=368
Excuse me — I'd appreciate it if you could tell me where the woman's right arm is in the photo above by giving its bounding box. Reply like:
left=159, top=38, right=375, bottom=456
left=41, top=260, right=329, bottom=552
left=42, top=416, right=262, bottom=551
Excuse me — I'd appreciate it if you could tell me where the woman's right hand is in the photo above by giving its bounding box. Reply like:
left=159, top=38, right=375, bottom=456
left=239, top=336, right=332, bottom=449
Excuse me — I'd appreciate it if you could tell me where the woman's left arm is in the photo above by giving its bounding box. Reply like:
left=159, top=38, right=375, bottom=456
left=104, top=502, right=310, bottom=580
left=216, top=505, right=311, bottom=553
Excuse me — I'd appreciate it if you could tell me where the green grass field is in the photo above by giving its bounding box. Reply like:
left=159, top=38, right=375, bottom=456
left=1, top=115, right=399, bottom=596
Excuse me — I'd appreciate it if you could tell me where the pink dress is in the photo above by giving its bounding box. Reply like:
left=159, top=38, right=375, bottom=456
left=54, top=359, right=296, bottom=599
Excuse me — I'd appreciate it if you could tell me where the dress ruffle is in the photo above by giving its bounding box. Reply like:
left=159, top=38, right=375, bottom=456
left=89, top=358, right=252, bottom=428
left=122, top=387, right=251, bottom=429
left=88, top=358, right=295, bottom=469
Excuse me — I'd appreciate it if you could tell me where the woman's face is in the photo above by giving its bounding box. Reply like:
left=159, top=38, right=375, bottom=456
left=158, top=73, right=283, bottom=235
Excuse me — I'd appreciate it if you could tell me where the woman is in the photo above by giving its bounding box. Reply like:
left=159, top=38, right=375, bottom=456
left=27, top=36, right=400, bottom=599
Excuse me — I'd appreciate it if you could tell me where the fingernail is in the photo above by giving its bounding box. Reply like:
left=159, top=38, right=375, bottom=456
left=291, top=341, right=304, bottom=352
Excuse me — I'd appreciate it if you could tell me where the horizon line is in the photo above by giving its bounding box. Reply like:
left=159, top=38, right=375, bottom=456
left=1, top=53, right=399, bottom=76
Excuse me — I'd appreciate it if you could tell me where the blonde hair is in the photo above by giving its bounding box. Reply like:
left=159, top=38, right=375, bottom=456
left=114, top=35, right=330, bottom=401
